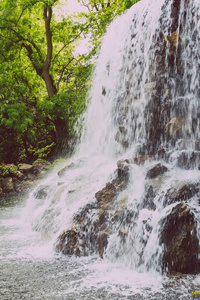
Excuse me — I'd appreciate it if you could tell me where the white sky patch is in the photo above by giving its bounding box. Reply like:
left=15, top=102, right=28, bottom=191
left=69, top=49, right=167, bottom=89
left=55, top=0, right=89, bottom=55
left=56, top=0, right=88, bottom=17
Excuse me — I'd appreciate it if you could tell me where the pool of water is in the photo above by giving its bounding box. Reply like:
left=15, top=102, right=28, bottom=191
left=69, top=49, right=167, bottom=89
left=1, top=195, right=200, bottom=300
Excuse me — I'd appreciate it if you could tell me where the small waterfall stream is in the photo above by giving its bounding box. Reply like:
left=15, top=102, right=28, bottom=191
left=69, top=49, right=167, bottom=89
left=1, top=0, right=200, bottom=298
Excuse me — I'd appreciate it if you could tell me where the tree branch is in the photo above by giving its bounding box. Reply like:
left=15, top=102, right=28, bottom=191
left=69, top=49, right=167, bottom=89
left=43, top=6, right=53, bottom=70
left=52, top=29, right=87, bottom=62
left=56, top=57, right=75, bottom=90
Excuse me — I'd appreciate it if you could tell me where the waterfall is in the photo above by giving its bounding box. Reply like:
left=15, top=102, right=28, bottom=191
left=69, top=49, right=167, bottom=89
left=25, top=0, right=200, bottom=276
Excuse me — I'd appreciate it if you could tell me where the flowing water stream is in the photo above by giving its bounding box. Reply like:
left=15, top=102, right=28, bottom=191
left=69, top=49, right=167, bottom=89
left=1, top=0, right=200, bottom=298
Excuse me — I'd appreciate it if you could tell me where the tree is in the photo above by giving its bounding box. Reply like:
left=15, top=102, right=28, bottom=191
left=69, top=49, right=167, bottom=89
left=0, top=0, right=91, bottom=161
left=77, top=0, right=126, bottom=53
left=0, top=0, right=138, bottom=163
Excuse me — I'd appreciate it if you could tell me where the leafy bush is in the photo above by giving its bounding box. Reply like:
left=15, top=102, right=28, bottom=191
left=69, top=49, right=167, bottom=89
left=0, top=164, right=18, bottom=178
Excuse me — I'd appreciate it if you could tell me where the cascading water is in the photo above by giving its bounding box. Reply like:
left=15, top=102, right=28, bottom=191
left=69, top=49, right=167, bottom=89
left=1, top=0, right=200, bottom=299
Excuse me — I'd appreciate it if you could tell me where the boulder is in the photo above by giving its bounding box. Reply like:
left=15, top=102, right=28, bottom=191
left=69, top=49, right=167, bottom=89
left=34, top=185, right=51, bottom=199
left=142, top=185, right=156, bottom=210
left=146, top=163, right=168, bottom=179
left=98, top=230, right=111, bottom=258
left=133, top=156, right=153, bottom=165
left=55, top=226, right=82, bottom=256
left=95, top=182, right=117, bottom=210
left=160, top=203, right=200, bottom=274
left=18, top=163, right=39, bottom=177
left=165, top=117, right=185, bottom=140
left=1, top=177, right=14, bottom=193
left=163, top=183, right=199, bottom=207
left=57, top=159, right=84, bottom=178
left=0, top=182, right=2, bottom=195
left=175, top=151, right=200, bottom=169
left=117, top=159, right=130, bottom=183
left=56, top=202, right=100, bottom=256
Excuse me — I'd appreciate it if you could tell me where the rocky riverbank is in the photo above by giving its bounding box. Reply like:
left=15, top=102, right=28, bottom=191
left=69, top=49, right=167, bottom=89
left=0, top=161, right=52, bottom=197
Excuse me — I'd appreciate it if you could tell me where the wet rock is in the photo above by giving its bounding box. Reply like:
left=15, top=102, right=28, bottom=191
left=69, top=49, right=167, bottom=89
left=18, top=163, right=40, bottom=177
left=144, top=81, right=157, bottom=97
left=167, top=31, right=179, bottom=54
left=32, top=161, right=51, bottom=175
left=165, top=117, right=185, bottom=140
left=175, top=151, right=200, bottom=169
left=98, top=230, right=111, bottom=258
left=57, top=164, right=75, bottom=178
left=95, top=182, right=117, bottom=210
left=56, top=203, right=100, bottom=257
left=133, top=156, right=153, bottom=165
left=34, top=185, right=51, bottom=199
left=99, top=209, right=109, bottom=230
left=1, top=177, right=14, bottom=193
left=55, top=226, right=82, bottom=256
left=74, top=202, right=99, bottom=224
left=142, top=185, right=156, bottom=210
left=119, top=228, right=129, bottom=243
left=160, top=203, right=200, bottom=274
left=115, top=126, right=129, bottom=148
left=57, top=159, right=84, bottom=178
left=163, top=183, right=199, bottom=207
left=146, top=163, right=168, bottom=179
left=117, top=159, right=130, bottom=183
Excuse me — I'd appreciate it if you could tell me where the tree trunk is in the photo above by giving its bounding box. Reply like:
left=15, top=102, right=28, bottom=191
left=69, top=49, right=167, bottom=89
left=53, top=117, right=69, bottom=157
left=43, top=6, right=69, bottom=155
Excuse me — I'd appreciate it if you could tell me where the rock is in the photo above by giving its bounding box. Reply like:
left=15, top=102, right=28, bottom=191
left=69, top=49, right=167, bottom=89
left=18, top=163, right=33, bottom=172
left=163, top=183, right=199, bottom=207
left=32, top=161, right=51, bottom=177
left=0, top=182, right=2, bottom=195
left=98, top=230, right=111, bottom=258
left=15, top=171, right=25, bottom=180
left=57, top=159, right=84, bottom=178
left=144, top=81, right=157, bottom=97
left=18, top=163, right=39, bottom=176
left=117, top=159, right=130, bottom=183
left=1, top=177, right=14, bottom=193
left=33, top=161, right=51, bottom=170
left=56, top=201, right=100, bottom=257
left=57, top=164, right=74, bottom=178
left=160, top=203, right=200, bottom=274
left=146, top=163, right=168, bottom=179
left=167, top=31, right=179, bottom=54
left=133, top=156, right=153, bottom=165
left=95, top=182, right=117, bottom=210
left=142, top=185, right=156, bottom=210
left=55, top=226, right=82, bottom=256
left=34, top=185, right=51, bottom=199
left=175, top=151, right=200, bottom=169
left=165, top=117, right=185, bottom=140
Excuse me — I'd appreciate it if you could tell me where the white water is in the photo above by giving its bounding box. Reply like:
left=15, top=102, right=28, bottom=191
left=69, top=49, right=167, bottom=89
left=1, top=0, right=200, bottom=298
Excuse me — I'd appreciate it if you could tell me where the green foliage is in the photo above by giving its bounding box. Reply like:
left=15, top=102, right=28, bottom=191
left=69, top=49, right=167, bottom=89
left=28, top=142, right=56, bottom=159
left=0, top=0, right=139, bottom=164
left=32, top=158, right=51, bottom=165
left=0, top=164, right=18, bottom=178
left=123, top=0, right=141, bottom=9
left=77, top=0, right=126, bottom=55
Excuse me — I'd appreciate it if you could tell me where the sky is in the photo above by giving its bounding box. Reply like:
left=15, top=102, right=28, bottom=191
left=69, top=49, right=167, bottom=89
left=56, top=0, right=87, bottom=16
left=55, top=0, right=89, bottom=54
